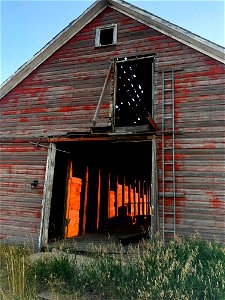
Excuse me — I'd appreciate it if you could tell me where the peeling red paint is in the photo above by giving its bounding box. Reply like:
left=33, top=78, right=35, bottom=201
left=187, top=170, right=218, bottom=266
left=207, top=191, right=223, bottom=209
left=211, top=197, right=222, bottom=208
left=1, top=5, right=225, bottom=244
left=20, top=117, right=29, bottom=123
left=36, top=211, right=41, bottom=219
left=203, top=142, right=216, bottom=149
left=206, top=191, right=223, bottom=208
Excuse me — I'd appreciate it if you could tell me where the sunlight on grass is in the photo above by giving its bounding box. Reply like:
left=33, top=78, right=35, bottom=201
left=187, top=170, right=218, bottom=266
left=0, top=234, right=225, bottom=299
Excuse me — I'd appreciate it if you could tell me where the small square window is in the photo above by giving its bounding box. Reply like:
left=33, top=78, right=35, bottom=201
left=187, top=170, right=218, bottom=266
left=95, top=24, right=117, bottom=47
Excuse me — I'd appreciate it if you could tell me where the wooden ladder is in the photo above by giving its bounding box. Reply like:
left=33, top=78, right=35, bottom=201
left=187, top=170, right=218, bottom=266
left=161, top=70, right=176, bottom=243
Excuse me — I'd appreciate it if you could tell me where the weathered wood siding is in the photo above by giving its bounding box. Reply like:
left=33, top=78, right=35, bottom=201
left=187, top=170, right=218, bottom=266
left=155, top=61, right=225, bottom=240
left=0, top=143, right=48, bottom=244
left=0, top=7, right=224, bottom=241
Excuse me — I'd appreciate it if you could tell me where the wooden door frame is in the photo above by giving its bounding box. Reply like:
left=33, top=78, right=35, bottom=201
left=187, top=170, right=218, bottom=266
left=38, top=143, right=56, bottom=250
left=38, top=137, right=159, bottom=249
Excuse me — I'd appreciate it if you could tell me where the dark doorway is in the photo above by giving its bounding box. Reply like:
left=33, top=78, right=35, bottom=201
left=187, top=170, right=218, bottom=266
left=48, top=151, right=69, bottom=241
left=49, top=140, right=153, bottom=241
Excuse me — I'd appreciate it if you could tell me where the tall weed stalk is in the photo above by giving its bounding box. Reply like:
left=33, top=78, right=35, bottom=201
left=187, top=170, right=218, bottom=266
left=0, top=235, right=225, bottom=299
left=0, top=243, right=37, bottom=300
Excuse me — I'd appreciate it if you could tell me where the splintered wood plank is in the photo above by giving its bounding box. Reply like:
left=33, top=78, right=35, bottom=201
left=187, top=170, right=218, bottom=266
left=40, top=143, right=56, bottom=249
left=66, top=177, right=82, bottom=238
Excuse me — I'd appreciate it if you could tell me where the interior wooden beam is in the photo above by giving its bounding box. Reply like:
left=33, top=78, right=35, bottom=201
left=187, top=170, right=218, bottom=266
left=128, top=182, right=131, bottom=215
left=96, top=168, right=101, bottom=230
left=122, top=176, right=125, bottom=207
left=134, top=178, right=136, bottom=216
left=82, top=165, right=89, bottom=235
left=138, top=180, right=141, bottom=215
left=115, top=175, right=118, bottom=217
left=107, top=170, right=110, bottom=219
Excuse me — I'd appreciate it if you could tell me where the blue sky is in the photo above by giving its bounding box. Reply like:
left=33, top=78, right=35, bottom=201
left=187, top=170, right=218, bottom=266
left=1, top=0, right=224, bottom=84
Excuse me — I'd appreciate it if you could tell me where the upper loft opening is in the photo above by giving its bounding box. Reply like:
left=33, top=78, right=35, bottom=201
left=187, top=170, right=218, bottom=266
left=95, top=24, right=117, bottom=47
left=114, top=56, right=154, bottom=128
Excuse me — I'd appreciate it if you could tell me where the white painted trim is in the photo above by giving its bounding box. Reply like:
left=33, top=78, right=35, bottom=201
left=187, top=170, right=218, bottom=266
left=95, top=24, right=118, bottom=47
left=0, top=1, right=107, bottom=99
left=109, top=3, right=225, bottom=64
left=38, top=143, right=56, bottom=249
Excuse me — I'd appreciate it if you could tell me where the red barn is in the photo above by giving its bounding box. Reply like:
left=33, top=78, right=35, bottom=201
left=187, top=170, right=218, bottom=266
left=1, top=0, right=224, bottom=248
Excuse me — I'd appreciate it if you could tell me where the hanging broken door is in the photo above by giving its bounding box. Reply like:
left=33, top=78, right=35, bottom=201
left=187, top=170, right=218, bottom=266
left=65, top=161, right=82, bottom=238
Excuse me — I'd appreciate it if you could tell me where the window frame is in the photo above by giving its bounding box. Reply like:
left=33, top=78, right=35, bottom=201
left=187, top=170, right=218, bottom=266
left=113, top=54, right=156, bottom=131
left=95, top=24, right=118, bottom=47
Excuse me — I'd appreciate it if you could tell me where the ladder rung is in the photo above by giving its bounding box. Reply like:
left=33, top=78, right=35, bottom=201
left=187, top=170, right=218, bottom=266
left=164, top=212, right=175, bottom=215
left=164, top=147, right=173, bottom=150
left=164, top=78, right=173, bottom=81
left=164, top=88, right=173, bottom=91
left=164, top=116, right=173, bottom=119
left=164, top=230, right=176, bottom=233
left=160, top=192, right=184, bottom=198
left=164, top=178, right=174, bottom=182
left=164, top=102, right=173, bottom=105
left=162, top=130, right=174, bottom=134
left=164, top=162, right=173, bottom=165
left=161, top=194, right=176, bottom=198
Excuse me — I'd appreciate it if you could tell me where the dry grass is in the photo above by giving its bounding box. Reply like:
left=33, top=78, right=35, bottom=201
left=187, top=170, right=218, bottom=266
left=0, top=234, right=225, bottom=299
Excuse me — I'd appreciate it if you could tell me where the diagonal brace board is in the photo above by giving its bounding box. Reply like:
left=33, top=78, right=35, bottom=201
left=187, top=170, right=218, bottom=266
left=92, top=62, right=114, bottom=127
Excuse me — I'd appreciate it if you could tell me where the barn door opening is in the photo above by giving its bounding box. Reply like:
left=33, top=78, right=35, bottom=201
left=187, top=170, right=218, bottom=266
left=48, top=139, right=157, bottom=243
left=114, top=56, right=154, bottom=129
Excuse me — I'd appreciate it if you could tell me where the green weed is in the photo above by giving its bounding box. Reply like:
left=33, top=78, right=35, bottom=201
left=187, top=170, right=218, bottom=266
left=0, top=235, right=225, bottom=299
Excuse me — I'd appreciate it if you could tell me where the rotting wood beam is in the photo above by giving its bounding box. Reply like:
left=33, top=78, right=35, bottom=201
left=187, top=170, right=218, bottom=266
left=0, top=137, right=49, bottom=143
left=39, top=143, right=56, bottom=250
left=49, top=133, right=155, bottom=143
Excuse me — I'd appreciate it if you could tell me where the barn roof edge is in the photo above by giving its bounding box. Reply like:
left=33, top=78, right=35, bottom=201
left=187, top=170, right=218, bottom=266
left=1, top=0, right=224, bottom=99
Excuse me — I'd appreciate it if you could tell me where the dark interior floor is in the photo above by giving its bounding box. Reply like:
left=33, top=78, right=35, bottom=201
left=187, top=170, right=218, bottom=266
left=49, top=232, right=149, bottom=254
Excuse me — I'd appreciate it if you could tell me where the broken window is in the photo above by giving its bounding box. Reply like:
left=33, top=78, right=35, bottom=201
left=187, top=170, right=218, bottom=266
left=115, top=57, right=153, bottom=127
left=95, top=24, right=117, bottom=47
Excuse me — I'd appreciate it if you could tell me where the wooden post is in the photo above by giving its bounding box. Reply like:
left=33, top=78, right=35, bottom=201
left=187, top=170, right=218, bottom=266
left=142, top=181, right=145, bottom=215
left=134, top=179, right=136, bottom=216
left=82, top=166, right=89, bottom=235
left=138, top=180, right=141, bottom=215
left=128, top=182, right=131, bottom=215
left=107, top=170, right=110, bottom=219
left=146, top=181, right=149, bottom=215
left=39, top=143, right=56, bottom=250
left=122, top=176, right=125, bottom=207
left=115, top=175, right=118, bottom=216
left=96, top=168, right=101, bottom=230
